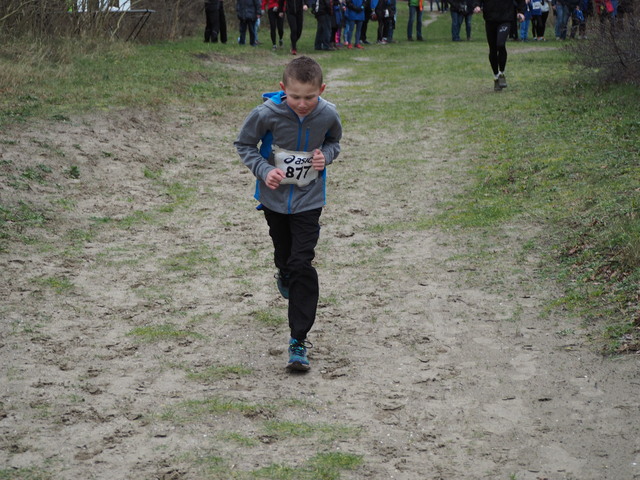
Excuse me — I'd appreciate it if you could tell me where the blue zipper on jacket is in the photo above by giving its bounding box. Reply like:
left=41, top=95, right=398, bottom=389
left=286, top=111, right=311, bottom=213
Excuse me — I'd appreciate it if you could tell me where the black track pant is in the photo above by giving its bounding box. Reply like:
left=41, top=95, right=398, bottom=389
left=287, top=11, right=304, bottom=50
left=263, top=207, right=322, bottom=341
left=485, top=20, right=510, bottom=75
left=205, top=1, right=227, bottom=43
left=267, top=8, right=284, bottom=45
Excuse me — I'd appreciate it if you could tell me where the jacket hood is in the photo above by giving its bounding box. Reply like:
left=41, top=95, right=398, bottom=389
left=262, top=90, right=330, bottom=119
left=262, top=90, right=286, bottom=104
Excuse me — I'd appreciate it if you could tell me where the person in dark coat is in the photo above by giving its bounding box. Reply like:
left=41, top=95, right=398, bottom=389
left=204, top=0, right=228, bottom=43
left=450, top=0, right=474, bottom=40
left=280, top=0, right=310, bottom=54
left=313, top=0, right=333, bottom=50
left=237, top=0, right=262, bottom=45
left=553, top=0, right=578, bottom=39
left=473, top=0, right=525, bottom=90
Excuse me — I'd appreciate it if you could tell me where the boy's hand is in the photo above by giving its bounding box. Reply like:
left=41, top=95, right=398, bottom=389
left=312, top=149, right=326, bottom=171
left=266, top=168, right=286, bottom=189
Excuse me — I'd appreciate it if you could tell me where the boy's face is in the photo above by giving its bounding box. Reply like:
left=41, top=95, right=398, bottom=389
left=280, top=78, right=326, bottom=118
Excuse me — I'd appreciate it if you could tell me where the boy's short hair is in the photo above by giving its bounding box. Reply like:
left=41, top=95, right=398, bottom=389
left=282, top=56, right=324, bottom=88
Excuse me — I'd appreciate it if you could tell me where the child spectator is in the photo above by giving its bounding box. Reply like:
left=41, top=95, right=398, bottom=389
left=570, top=0, right=591, bottom=37
left=263, top=0, right=285, bottom=49
left=331, top=0, right=346, bottom=48
left=345, top=0, right=366, bottom=47
left=374, top=0, right=396, bottom=42
left=280, top=0, right=309, bottom=54
left=520, top=0, right=533, bottom=40
left=234, top=57, right=342, bottom=371
left=531, top=0, right=549, bottom=40
left=313, top=0, right=333, bottom=50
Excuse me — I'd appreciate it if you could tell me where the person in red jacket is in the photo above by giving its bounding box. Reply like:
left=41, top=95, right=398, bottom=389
left=473, top=0, right=525, bottom=90
left=263, top=0, right=285, bottom=48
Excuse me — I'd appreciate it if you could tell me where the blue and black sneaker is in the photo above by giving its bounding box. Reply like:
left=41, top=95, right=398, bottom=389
left=275, top=270, right=290, bottom=299
left=287, top=338, right=312, bottom=371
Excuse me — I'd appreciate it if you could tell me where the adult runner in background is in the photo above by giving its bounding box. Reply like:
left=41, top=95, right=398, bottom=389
left=474, top=0, right=525, bottom=90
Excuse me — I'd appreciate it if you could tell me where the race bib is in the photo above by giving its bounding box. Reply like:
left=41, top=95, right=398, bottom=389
left=272, top=146, right=318, bottom=187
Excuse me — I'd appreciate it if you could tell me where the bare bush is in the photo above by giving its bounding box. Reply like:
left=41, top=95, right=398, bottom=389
left=0, top=0, right=204, bottom=42
left=570, top=13, right=640, bottom=85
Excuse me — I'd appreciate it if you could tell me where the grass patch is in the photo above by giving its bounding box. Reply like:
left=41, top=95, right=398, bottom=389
left=95, top=243, right=156, bottom=268
left=263, top=420, right=360, bottom=443
left=252, top=309, right=287, bottom=328
left=0, top=468, right=50, bottom=480
left=160, top=396, right=268, bottom=421
left=186, top=450, right=362, bottom=480
left=186, top=364, right=253, bottom=383
left=126, top=324, right=205, bottom=343
left=117, top=210, right=156, bottom=228
left=248, top=452, right=363, bottom=480
left=33, top=276, right=74, bottom=294
left=434, top=55, right=640, bottom=351
left=162, top=245, right=220, bottom=273
left=217, top=432, right=259, bottom=447
left=0, top=36, right=244, bottom=126
left=157, top=181, right=198, bottom=213
left=0, top=201, right=48, bottom=232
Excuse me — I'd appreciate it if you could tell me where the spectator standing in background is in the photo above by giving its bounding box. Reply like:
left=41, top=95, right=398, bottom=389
left=553, top=0, right=576, bottom=39
left=237, top=0, right=261, bottom=45
left=616, top=0, right=634, bottom=28
left=263, top=0, right=285, bottom=48
left=331, top=0, right=346, bottom=48
left=345, top=0, right=366, bottom=47
left=520, top=0, right=533, bottom=40
left=313, top=0, right=333, bottom=50
left=570, top=0, right=592, bottom=37
left=281, top=0, right=309, bottom=54
left=204, top=0, right=228, bottom=43
left=361, top=0, right=374, bottom=43
left=375, top=0, right=396, bottom=42
left=531, top=0, right=549, bottom=40
left=450, top=0, right=473, bottom=40
left=407, top=0, right=425, bottom=40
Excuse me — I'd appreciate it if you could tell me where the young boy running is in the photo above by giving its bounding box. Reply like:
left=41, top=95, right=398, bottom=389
left=234, top=56, right=342, bottom=371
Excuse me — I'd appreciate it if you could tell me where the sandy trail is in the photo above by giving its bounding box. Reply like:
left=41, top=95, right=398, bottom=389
left=1, top=101, right=639, bottom=480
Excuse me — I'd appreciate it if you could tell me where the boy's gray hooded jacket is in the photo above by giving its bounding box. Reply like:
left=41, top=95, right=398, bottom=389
left=235, top=91, right=342, bottom=215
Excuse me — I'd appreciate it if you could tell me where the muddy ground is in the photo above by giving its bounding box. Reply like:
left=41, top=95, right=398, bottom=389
left=1, top=76, right=639, bottom=480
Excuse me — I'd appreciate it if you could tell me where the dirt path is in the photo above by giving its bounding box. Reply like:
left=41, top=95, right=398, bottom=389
left=1, top=103, right=639, bottom=480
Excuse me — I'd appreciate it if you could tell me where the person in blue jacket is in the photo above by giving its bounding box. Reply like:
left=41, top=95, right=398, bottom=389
left=345, top=0, right=366, bottom=47
left=473, top=0, right=525, bottom=90
left=235, top=57, right=342, bottom=372
left=520, top=0, right=533, bottom=41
